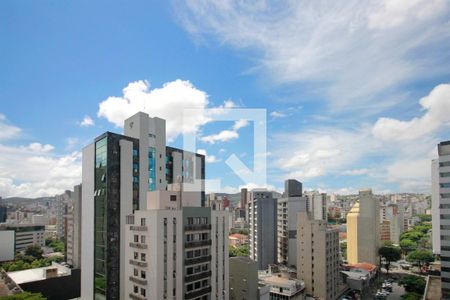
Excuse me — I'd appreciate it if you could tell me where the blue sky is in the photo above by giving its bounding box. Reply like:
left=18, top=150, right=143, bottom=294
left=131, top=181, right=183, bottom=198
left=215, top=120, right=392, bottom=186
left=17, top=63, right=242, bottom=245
left=1, top=0, right=450, bottom=197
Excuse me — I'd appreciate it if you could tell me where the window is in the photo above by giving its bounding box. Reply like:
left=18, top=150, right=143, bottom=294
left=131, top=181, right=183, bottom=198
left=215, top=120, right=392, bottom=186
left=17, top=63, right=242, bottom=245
left=442, top=193, right=450, bottom=199
left=141, top=270, right=146, bottom=279
left=134, top=235, right=139, bottom=243
left=141, top=253, right=146, bottom=262
left=441, top=204, right=450, bottom=209
left=441, top=183, right=450, bottom=188
left=134, top=252, right=138, bottom=259
left=141, top=218, right=146, bottom=226
left=134, top=286, right=138, bottom=293
left=141, top=235, right=146, bottom=243
left=141, top=288, right=146, bottom=297
left=442, top=172, right=450, bottom=177
left=441, top=162, right=450, bottom=167
left=134, top=269, right=138, bottom=276
left=170, top=195, right=177, bottom=202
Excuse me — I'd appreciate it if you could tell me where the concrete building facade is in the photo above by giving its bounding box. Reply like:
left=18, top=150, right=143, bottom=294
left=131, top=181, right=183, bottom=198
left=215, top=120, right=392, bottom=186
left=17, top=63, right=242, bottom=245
left=229, top=256, right=258, bottom=300
left=66, top=184, right=82, bottom=268
left=277, top=179, right=308, bottom=267
left=346, top=189, right=380, bottom=265
left=297, top=211, right=339, bottom=300
left=248, top=190, right=277, bottom=270
left=432, top=159, right=440, bottom=255
left=81, top=112, right=207, bottom=300
left=438, top=141, right=450, bottom=299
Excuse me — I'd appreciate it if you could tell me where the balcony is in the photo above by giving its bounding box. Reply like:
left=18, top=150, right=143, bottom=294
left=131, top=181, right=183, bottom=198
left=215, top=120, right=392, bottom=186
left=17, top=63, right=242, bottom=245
left=184, top=224, right=212, bottom=232
left=129, top=242, right=148, bottom=249
left=129, top=293, right=146, bottom=300
left=185, top=240, right=212, bottom=248
left=185, top=286, right=212, bottom=299
left=185, top=255, right=211, bottom=265
left=129, top=276, right=148, bottom=285
left=130, top=225, right=148, bottom=231
left=185, top=270, right=212, bottom=283
left=129, top=259, right=148, bottom=268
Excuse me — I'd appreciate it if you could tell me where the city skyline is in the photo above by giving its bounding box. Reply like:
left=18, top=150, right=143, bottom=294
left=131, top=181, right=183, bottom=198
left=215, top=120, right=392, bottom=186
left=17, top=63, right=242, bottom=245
left=1, top=1, right=450, bottom=198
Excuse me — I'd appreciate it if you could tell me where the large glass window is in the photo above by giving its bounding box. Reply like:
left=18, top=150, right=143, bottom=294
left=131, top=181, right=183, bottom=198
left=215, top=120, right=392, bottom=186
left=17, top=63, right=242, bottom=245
left=148, top=147, right=156, bottom=191
left=94, top=137, right=107, bottom=297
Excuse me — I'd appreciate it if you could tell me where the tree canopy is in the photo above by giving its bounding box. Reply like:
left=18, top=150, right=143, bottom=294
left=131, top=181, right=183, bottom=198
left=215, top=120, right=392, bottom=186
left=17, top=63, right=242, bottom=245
left=0, top=291, right=46, bottom=300
left=379, top=243, right=401, bottom=273
left=399, top=275, right=426, bottom=294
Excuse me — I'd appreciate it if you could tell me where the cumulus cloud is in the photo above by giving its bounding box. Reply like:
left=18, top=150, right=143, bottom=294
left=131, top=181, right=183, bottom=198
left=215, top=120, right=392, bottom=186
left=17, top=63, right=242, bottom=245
left=372, top=83, right=450, bottom=141
left=0, top=114, right=21, bottom=140
left=98, top=79, right=210, bottom=140
left=201, top=130, right=239, bottom=144
left=175, top=0, right=450, bottom=111
left=201, top=119, right=249, bottom=144
left=80, top=115, right=95, bottom=127
left=197, top=149, right=221, bottom=163
left=270, top=111, right=286, bottom=118
left=0, top=116, right=81, bottom=198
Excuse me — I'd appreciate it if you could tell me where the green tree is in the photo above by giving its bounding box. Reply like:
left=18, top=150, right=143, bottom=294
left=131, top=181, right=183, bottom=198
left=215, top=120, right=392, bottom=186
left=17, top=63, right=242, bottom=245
left=399, top=239, right=417, bottom=254
left=0, top=291, right=46, bottom=300
left=416, top=214, right=432, bottom=223
left=340, top=242, right=347, bottom=260
left=400, top=231, right=423, bottom=243
left=401, top=292, right=422, bottom=300
left=24, top=245, right=43, bottom=259
left=406, top=250, right=434, bottom=270
left=399, top=275, right=426, bottom=294
left=379, top=243, right=401, bottom=274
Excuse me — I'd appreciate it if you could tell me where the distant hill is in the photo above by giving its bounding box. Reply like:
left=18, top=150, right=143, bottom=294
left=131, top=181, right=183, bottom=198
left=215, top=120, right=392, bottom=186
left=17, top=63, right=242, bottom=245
left=1, top=196, right=56, bottom=205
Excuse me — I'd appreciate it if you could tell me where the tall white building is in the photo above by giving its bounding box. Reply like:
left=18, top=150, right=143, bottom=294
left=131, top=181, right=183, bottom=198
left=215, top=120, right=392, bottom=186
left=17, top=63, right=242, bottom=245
left=380, top=204, right=404, bottom=244
left=305, top=191, right=328, bottom=222
left=277, top=179, right=307, bottom=267
left=432, top=159, right=440, bottom=255
left=437, top=141, right=450, bottom=299
left=248, top=190, right=277, bottom=270
left=124, top=191, right=229, bottom=300
left=297, top=211, right=339, bottom=300
left=66, top=184, right=82, bottom=268
left=81, top=112, right=207, bottom=299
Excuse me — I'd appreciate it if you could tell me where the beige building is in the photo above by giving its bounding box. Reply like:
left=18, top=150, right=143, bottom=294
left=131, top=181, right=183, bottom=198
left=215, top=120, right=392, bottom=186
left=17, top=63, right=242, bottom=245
left=347, top=189, right=380, bottom=265
left=297, top=211, right=340, bottom=300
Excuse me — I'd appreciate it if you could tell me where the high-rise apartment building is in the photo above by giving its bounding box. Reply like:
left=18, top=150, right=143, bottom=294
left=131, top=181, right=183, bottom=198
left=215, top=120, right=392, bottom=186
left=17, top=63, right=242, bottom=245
left=437, top=141, right=450, bottom=299
left=81, top=112, right=206, bottom=299
left=297, top=211, right=339, bottom=300
left=305, top=191, right=328, bottom=222
left=124, top=192, right=229, bottom=300
left=248, top=190, right=277, bottom=270
left=229, top=256, right=258, bottom=300
left=277, top=179, right=307, bottom=267
left=346, top=189, right=380, bottom=265
left=379, top=203, right=404, bottom=244
left=432, top=159, right=440, bottom=255
left=240, top=188, right=248, bottom=210
left=66, top=184, right=82, bottom=268
left=56, top=190, right=71, bottom=240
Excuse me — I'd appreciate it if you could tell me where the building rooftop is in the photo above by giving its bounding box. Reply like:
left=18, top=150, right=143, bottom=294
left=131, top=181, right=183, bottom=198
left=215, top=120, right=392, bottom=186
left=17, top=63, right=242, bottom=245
left=7, top=263, right=71, bottom=284
left=350, top=262, right=377, bottom=272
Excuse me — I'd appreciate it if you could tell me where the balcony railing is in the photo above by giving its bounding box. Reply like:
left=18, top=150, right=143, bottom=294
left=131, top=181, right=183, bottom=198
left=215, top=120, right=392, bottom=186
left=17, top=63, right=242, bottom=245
left=185, top=286, right=212, bottom=299
left=129, top=259, right=148, bottom=268
left=129, top=276, right=148, bottom=285
left=185, top=240, right=212, bottom=248
left=129, top=242, right=148, bottom=249
left=130, top=225, right=148, bottom=231
left=184, top=224, right=212, bottom=231
left=185, top=255, right=211, bottom=266
left=185, top=271, right=212, bottom=283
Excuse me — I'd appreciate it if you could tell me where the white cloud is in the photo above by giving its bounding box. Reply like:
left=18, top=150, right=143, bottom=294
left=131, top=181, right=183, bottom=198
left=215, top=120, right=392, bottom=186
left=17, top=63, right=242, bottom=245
left=197, top=149, right=221, bottom=163
left=0, top=143, right=81, bottom=198
left=342, top=168, right=370, bottom=176
left=80, top=115, right=95, bottom=127
left=0, top=116, right=81, bottom=198
left=175, top=1, right=450, bottom=111
left=98, top=79, right=210, bottom=140
left=232, top=119, right=249, bottom=130
left=270, top=111, right=287, bottom=118
left=0, top=114, right=21, bottom=140
left=372, top=83, right=450, bottom=141
left=368, top=0, right=449, bottom=29
left=200, top=130, right=238, bottom=144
